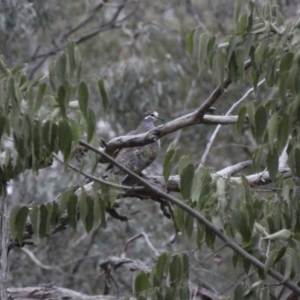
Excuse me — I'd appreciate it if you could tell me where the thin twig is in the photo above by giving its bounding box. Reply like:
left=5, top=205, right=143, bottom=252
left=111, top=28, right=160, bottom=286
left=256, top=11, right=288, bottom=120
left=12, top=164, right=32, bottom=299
left=52, top=153, right=143, bottom=191
left=122, top=232, right=160, bottom=257
left=199, top=78, right=266, bottom=167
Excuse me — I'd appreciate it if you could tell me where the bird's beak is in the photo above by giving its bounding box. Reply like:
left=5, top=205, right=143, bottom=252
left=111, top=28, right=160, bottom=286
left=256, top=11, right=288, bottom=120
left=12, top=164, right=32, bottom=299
left=155, top=116, right=164, bottom=123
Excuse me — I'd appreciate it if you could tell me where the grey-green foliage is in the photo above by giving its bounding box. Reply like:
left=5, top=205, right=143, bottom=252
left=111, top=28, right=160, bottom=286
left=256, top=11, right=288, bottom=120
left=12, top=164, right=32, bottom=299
left=2, top=42, right=112, bottom=244
left=4, top=0, right=300, bottom=299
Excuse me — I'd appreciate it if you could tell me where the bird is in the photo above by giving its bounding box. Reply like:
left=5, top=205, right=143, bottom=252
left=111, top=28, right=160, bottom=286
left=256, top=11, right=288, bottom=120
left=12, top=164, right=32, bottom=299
left=107, top=111, right=163, bottom=184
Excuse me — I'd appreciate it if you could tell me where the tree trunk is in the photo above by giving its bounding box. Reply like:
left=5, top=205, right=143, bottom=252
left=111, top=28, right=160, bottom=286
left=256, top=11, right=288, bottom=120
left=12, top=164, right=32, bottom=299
left=0, top=183, right=8, bottom=300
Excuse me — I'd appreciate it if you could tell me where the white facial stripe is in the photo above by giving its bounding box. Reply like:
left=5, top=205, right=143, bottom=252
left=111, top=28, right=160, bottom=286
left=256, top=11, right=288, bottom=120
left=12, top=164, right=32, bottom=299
left=153, top=111, right=158, bottom=117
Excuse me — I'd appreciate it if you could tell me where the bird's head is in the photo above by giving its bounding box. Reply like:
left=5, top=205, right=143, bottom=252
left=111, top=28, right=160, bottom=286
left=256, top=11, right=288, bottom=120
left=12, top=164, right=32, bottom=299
left=143, top=111, right=164, bottom=124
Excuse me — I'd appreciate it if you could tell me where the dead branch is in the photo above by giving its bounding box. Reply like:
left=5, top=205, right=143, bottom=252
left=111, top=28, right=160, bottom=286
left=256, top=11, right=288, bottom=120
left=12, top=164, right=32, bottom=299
left=7, top=285, right=127, bottom=300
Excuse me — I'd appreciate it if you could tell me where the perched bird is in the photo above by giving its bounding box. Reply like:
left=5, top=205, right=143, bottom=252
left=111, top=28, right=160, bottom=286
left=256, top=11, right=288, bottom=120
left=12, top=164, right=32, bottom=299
left=108, top=111, right=163, bottom=184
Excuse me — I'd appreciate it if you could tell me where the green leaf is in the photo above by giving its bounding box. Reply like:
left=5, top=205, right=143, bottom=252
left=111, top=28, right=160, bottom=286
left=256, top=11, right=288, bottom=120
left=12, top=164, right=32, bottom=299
left=175, top=207, right=185, bottom=232
left=67, top=41, right=76, bottom=75
left=266, top=147, right=278, bottom=182
left=50, top=122, right=58, bottom=152
left=235, top=48, right=245, bottom=80
left=191, top=167, right=203, bottom=202
left=79, top=191, right=87, bottom=227
left=156, top=253, right=169, bottom=281
left=29, top=206, right=39, bottom=235
left=268, top=113, right=278, bottom=146
left=206, top=36, right=216, bottom=70
left=273, top=246, right=287, bottom=265
left=69, top=119, right=80, bottom=146
left=232, top=210, right=251, bottom=243
left=67, top=194, right=78, bottom=231
left=181, top=253, right=189, bottom=280
left=78, top=82, right=89, bottom=119
left=46, top=203, right=53, bottom=234
left=169, top=255, right=182, bottom=284
left=236, top=13, right=248, bottom=35
left=58, top=120, right=73, bottom=161
left=11, top=63, right=26, bottom=74
left=98, top=79, right=110, bottom=117
left=205, top=226, right=215, bottom=250
left=134, top=272, right=150, bottom=294
left=180, top=164, right=194, bottom=200
left=9, top=205, right=20, bottom=240
left=198, top=33, right=209, bottom=75
left=228, top=52, right=239, bottom=83
left=186, top=29, right=196, bottom=56
left=234, top=0, right=243, bottom=23
left=264, top=249, right=280, bottom=277
left=163, top=142, right=176, bottom=184
left=39, top=204, right=48, bottom=238
left=254, top=40, right=266, bottom=68
left=236, top=106, right=247, bottom=134
left=56, top=86, right=67, bottom=118
left=252, top=146, right=263, bottom=172
left=178, top=155, right=190, bottom=175
left=198, top=183, right=212, bottom=210
left=98, top=196, right=107, bottom=229
left=233, top=284, right=244, bottom=300
left=280, top=52, right=294, bottom=73
left=185, top=213, right=194, bottom=239
left=34, top=83, right=47, bottom=113
left=277, top=114, right=289, bottom=152
left=196, top=224, right=204, bottom=249
left=87, top=108, right=96, bottom=142
left=15, top=206, right=29, bottom=243
left=216, top=177, right=227, bottom=212
left=247, top=102, right=255, bottom=131
left=50, top=201, right=59, bottom=226
left=295, top=148, right=300, bottom=180
left=217, top=51, right=226, bottom=85
left=0, top=115, right=7, bottom=140
left=254, top=105, right=268, bottom=143
left=227, top=36, right=238, bottom=63
left=85, top=196, right=94, bottom=233
left=56, top=53, right=67, bottom=85
left=284, top=253, right=292, bottom=279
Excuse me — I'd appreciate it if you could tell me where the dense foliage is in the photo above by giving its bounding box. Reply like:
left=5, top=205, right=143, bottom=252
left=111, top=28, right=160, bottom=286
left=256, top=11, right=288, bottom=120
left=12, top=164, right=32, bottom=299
left=1, top=0, right=300, bottom=299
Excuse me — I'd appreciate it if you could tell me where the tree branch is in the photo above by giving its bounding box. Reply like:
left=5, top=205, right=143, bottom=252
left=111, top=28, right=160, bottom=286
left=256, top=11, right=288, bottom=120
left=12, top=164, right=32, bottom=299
left=0, top=183, right=8, bottom=300
left=200, top=78, right=266, bottom=167
left=99, top=60, right=252, bottom=160
left=79, top=141, right=300, bottom=296
left=99, top=114, right=240, bottom=163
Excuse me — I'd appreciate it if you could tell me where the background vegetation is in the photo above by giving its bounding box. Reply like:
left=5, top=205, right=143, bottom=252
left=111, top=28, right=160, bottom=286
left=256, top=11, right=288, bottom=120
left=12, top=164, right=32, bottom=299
left=1, top=0, right=300, bottom=299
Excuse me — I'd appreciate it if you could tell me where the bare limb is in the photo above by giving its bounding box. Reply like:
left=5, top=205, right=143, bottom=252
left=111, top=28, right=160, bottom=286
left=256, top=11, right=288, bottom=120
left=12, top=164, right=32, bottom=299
left=7, top=285, right=129, bottom=300
left=199, top=78, right=266, bottom=167
left=53, top=153, right=143, bottom=191
left=27, top=0, right=128, bottom=63
left=79, top=140, right=300, bottom=296
left=99, top=60, right=252, bottom=161
left=194, top=60, right=252, bottom=120
left=230, top=167, right=292, bottom=186
left=0, top=183, right=8, bottom=300
left=122, top=232, right=160, bottom=257
left=215, top=160, right=252, bottom=177
left=99, top=115, right=240, bottom=163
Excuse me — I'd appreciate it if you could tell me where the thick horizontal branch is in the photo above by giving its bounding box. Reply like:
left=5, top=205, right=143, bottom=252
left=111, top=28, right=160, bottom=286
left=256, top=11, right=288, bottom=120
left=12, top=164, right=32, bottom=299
left=7, top=286, right=126, bottom=300
left=100, top=115, right=240, bottom=160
